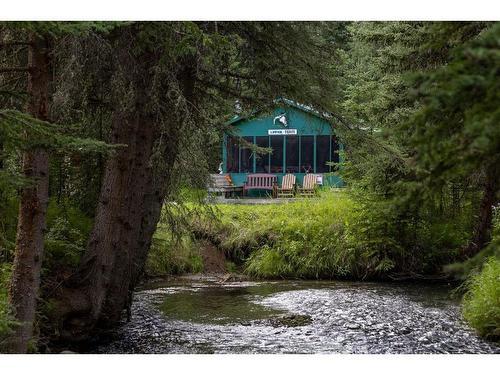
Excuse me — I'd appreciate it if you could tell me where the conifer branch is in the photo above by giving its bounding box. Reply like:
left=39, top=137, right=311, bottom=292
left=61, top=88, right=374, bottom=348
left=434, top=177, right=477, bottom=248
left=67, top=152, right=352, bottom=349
left=195, top=77, right=264, bottom=104
left=0, top=41, right=32, bottom=48
left=0, top=67, right=31, bottom=73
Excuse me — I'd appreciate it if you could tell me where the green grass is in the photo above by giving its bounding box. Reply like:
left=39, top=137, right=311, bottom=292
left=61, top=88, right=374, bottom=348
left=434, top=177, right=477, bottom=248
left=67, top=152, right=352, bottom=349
left=188, top=189, right=469, bottom=279
left=239, top=192, right=361, bottom=278
left=146, top=226, right=203, bottom=276
left=462, top=256, right=500, bottom=341
left=190, top=190, right=398, bottom=279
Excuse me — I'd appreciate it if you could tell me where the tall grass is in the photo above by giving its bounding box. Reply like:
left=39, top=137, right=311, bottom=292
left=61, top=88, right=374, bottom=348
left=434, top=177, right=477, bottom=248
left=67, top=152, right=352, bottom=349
left=190, top=190, right=394, bottom=279
left=462, top=256, right=500, bottom=341
left=189, top=189, right=467, bottom=279
left=146, top=226, right=203, bottom=276
left=240, top=192, right=362, bottom=278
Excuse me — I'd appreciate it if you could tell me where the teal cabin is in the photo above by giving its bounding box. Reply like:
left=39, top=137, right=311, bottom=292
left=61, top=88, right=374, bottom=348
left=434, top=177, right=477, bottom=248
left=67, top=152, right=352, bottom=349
left=222, top=100, right=344, bottom=191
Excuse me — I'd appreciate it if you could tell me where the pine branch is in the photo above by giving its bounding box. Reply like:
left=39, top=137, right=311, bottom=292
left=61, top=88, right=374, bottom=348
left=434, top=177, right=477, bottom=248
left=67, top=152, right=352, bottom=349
left=326, top=110, right=408, bottom=164
left=0, top=41, right=32, bottom=48
left=195, top=77, right=264, bottom=105
left=0, top=67, right=31, bottom=74
left=0, top=90, right=28, bottom=99
left=218, top=70, right=256, bottom=81
left=0, top=109, right=123, bottom=155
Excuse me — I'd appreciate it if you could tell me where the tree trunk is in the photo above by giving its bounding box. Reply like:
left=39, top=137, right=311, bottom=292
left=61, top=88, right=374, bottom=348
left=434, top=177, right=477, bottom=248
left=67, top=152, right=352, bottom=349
left=464, top=161, right=500, bottom=257
left=127, top=62, right=195, bottom=297
left=51, top=46, right=197, bottom=342
left=83, top=110, right=159, bottom=326
left=52, top=106, right=157, bottom=339
left=53, top=110, right=181, bottom=341
left=7, top=34, right=51, bottom=353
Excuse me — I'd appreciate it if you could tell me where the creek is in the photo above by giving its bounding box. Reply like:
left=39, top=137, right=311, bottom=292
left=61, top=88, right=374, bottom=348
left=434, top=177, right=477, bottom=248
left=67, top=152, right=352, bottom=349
left=90, top=277, right=499, bottom=354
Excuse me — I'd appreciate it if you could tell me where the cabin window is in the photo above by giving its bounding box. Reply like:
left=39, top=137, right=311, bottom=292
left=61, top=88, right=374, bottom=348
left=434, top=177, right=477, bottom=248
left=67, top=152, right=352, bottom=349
left=239, top=136, right=254, bottom=173
left=285, top=136, right=299, bottom=173
left=331, top=135, right=340, bottom=171
left=270, top=135, right=284, bottom=173
left=300, top=135, right=314, bottom=173
left=255, top=136, right=269, bottom=173
left=316, top=135, right=330, bottom=173
left=226, top=136, right=239, bottom=173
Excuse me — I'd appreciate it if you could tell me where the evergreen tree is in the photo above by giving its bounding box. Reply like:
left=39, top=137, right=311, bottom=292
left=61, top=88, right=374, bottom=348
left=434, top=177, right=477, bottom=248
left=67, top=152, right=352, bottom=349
left=35, top=21, right=339, bottom=342
left=336, top=22, right=491, bottom=275
left=410, top=23, right=500, bottom=257
left=0, top=22, right=113, bottom=352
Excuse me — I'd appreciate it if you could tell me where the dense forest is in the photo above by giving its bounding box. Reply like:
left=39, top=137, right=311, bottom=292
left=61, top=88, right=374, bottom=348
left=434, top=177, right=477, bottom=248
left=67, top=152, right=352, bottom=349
left=0, top=21, right=499, bottom=353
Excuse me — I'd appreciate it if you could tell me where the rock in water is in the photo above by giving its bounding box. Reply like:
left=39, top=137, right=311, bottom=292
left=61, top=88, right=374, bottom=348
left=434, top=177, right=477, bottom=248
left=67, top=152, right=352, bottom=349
left=268, top=314, right=313, bottom=328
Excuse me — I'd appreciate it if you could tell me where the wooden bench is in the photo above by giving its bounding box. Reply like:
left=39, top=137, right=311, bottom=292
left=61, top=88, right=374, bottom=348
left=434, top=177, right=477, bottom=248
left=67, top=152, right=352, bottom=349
left=208, top=174, right=243, bottom=198
left=243, top=174, right=277, bottom=196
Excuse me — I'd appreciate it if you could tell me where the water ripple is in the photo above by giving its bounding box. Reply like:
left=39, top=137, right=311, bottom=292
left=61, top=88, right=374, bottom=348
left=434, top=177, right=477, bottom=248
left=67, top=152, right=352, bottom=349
left=90, top=280, right=499, bottom=354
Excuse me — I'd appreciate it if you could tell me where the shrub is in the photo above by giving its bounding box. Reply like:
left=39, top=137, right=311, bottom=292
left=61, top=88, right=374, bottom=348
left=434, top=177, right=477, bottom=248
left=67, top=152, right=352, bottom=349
left=43, top=199, right=93, bottom=270
left=462, top=256, right=500, bottom=341
left=146, top=227, right=203, bottom=276
left=0, top=264, right=17, bottom=348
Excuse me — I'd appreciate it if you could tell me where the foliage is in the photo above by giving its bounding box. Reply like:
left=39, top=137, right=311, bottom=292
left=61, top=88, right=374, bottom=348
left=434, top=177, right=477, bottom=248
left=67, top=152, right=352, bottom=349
left=336, top=22, right=498, bottom=270
left=0, top=264, right=17, bottom=347
left=43, top=199, right=93, bottom=270
left=0, top=198, right=92, bottom=350
left=446, top=209, right=500, bottom=279
left=189, top=190, right=463, bottom=279
left=0, top=110, right=115, bottom=153
left=462, top=256, right=500, bottom=340
left=146, top=227, right=203, bottom=276
left=0, top=195, right=18, bottom=262
left=409, top=23, right=500, bottom=179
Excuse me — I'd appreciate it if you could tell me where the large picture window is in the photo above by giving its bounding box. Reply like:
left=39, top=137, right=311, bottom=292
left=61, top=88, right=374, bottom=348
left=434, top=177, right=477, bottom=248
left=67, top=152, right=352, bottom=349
left=227, top=133, right=339, bottom=175
left=240, top=136, right=254, bottom=173
left=316, top=135, right=330, bottom=173
left=300, top=136, right=314, bottom=173
left=285, top=136, right=299, bottom=173
left=255, top=136, right=269, bottom=173
left=226, top=136, right=239, bottom=173
left=270, top=136, right=284, bottom=173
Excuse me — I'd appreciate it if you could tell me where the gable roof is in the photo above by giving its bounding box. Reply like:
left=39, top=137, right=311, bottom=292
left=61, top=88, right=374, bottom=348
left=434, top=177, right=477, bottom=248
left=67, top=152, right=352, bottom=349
left=226, top=98, right=332, bottom=126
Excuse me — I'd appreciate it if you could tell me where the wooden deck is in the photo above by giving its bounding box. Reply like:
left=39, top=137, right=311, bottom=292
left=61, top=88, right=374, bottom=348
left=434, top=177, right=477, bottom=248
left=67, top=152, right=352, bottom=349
left=206, top=196, right=319, bottom=205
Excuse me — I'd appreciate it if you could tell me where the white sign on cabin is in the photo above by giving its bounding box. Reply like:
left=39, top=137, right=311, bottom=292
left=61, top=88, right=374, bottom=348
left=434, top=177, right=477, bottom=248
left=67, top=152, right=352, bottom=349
left=268, top=129, right=298, bottom=135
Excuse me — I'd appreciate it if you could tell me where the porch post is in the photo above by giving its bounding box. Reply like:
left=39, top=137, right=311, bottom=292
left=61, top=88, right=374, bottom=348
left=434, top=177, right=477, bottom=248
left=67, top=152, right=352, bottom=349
left=283, top=135, right=286, bottom=174
left=313, top=135, right=317, bottom=173
left=253, top=135, right=256, bottom=173
left=222, top=134, right=227, bottom=173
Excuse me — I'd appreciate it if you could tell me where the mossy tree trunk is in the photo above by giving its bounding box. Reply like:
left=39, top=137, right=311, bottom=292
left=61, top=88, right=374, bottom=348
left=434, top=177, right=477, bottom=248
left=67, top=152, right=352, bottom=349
left=52, top=48, right=197, bottom=342
left=8, top=33, right=51, bottom=353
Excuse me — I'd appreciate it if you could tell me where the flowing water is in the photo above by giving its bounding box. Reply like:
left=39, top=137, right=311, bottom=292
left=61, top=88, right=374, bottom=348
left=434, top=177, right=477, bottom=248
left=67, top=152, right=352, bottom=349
left=91, top=277, right=499, bottom=354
